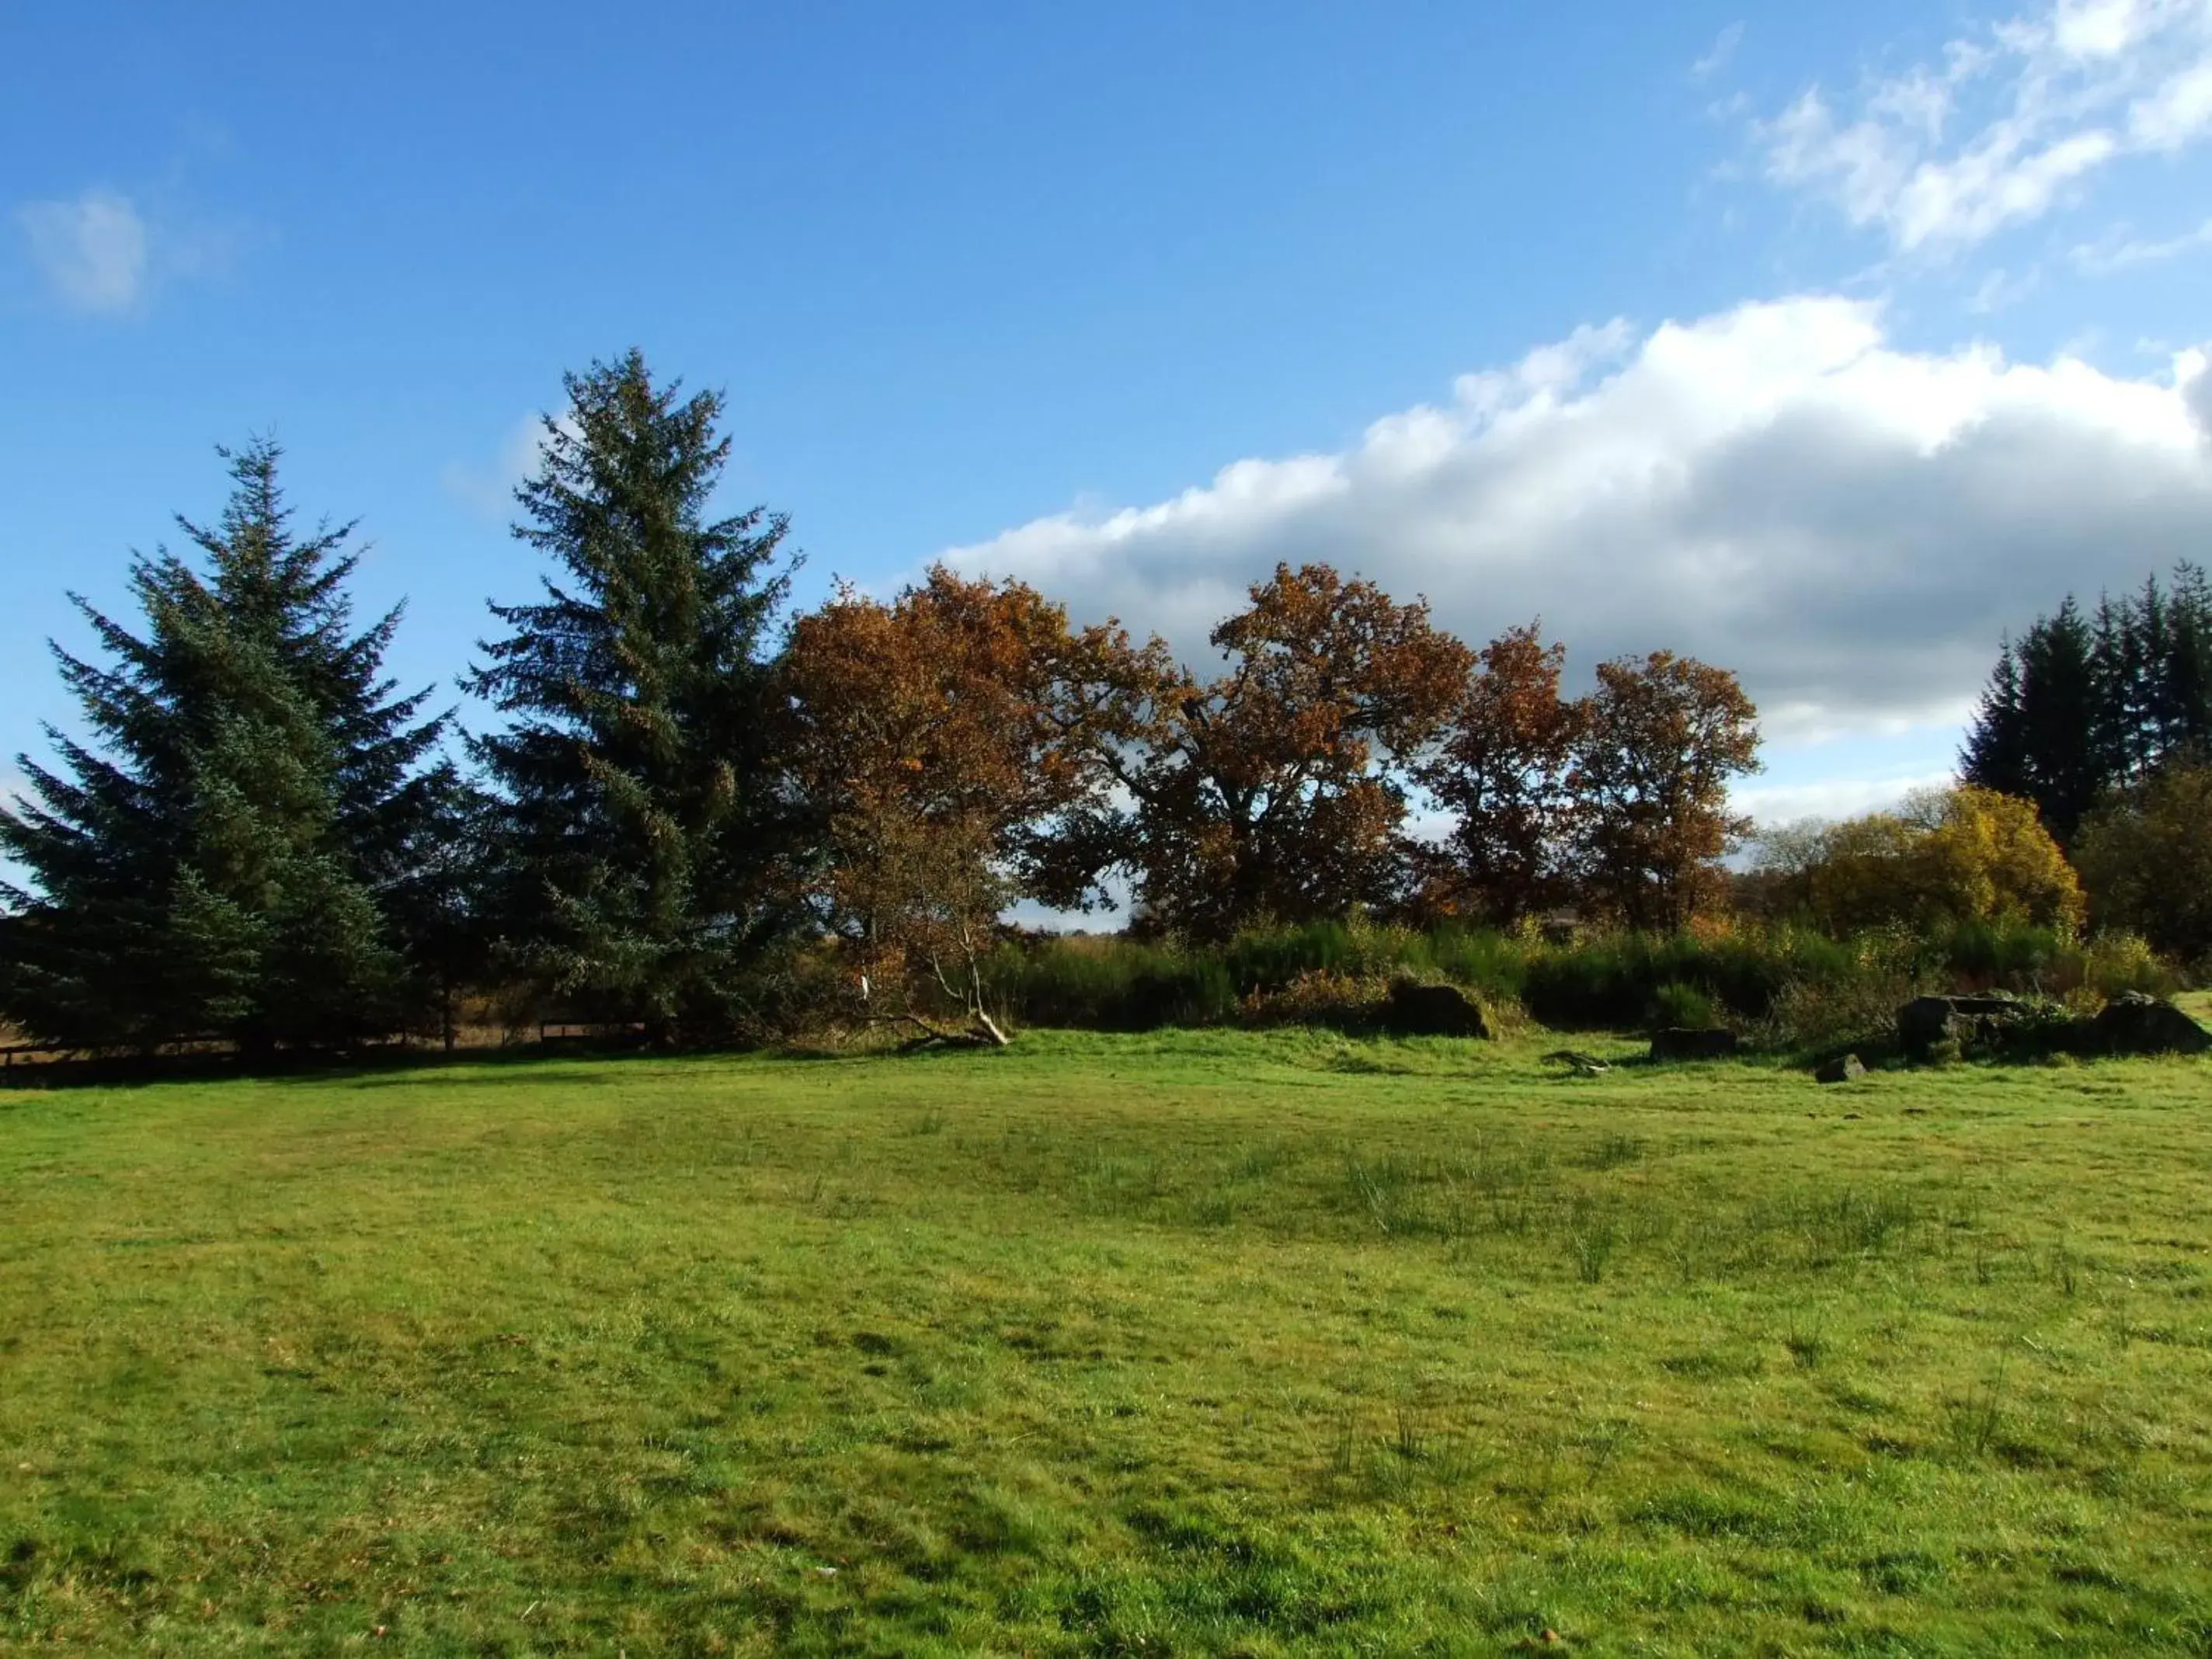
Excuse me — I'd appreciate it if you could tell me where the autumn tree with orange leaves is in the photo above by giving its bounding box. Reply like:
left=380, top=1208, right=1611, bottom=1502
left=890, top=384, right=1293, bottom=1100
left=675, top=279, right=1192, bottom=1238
left=1414, top=622, right=1584, bottom=925
left=776, top=566, right=1147, bottom=1042
left=1056, top=563, right=1472, bottom=940
left=1567, top=650, right=1762, bottom=930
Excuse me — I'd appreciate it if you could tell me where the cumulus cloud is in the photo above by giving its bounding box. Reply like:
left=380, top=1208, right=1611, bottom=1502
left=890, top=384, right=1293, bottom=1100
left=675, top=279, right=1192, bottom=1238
left=1755, top=0, right=2212, bottom=253
left=946, top=296, right=2212, bottom=746
left=17, top=189, right=149, bottom=314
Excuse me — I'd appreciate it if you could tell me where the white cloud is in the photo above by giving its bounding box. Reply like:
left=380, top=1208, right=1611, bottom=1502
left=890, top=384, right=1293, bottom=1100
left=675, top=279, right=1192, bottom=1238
left=16, top=190, right=148, bottom=314
left=1692, top=22, right=1745, bottom=82
left=1755, top=0, right=2212, bottom=253
left=1734, top=770, right=1958, bottom=826
left=947, top=296, right=2212, bottom=746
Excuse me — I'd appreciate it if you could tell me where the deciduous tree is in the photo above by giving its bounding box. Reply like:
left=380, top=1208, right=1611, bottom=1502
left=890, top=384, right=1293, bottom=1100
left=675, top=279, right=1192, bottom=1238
left=2075, top=764, right=2212, bottom=961
left=1065, top=563, right=1471, bottom=940
left=1415, top=622, right=1582, bottom=923
left=1570, top=651, right=1760, bottom=930
left=776, top=568, right=1133, bottom=1044
left=1746, top=784, right=2082, bottom=935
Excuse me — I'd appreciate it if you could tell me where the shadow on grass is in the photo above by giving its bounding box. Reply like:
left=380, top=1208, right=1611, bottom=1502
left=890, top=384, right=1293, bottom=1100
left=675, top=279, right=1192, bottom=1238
left=0, top=1037, right=666, bottom=1093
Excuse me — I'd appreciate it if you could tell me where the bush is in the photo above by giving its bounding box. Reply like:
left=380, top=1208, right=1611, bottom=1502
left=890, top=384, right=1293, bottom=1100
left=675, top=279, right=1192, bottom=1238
left=1754, top=967, right=1918, bottom=1054
left=1647, top=981, right=1719, bottom=1030
left=1240, top=971, right=1389, bottom=1030
left=2081, top=932, right=2179, bottom=1003
left=1518, top=927, right=1856, bottom=1030
left=1121, top=960, right=1239, bottom=1029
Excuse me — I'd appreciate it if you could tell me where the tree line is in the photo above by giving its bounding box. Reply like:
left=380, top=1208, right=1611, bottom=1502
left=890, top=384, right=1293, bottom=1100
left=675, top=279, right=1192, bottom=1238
left=0, top=353, right=1771, bottom=1052
left=1961, top=568, right=2212, bottom=841
left=1959, top=569, right=2212, bottom=963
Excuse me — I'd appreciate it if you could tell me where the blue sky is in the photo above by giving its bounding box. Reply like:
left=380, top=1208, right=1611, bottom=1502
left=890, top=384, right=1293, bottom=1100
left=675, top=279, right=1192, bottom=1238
left=7, top=0, right=2212, bottom=830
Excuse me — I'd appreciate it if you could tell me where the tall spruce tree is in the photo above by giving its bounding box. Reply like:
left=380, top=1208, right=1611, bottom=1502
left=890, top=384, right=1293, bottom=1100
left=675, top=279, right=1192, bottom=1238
left=466, top=351, right=799, bottom=1043
left=0, top=441, right=454, bottom=1051
left=2015, top=599, right=2104, bottom=841
left=2156, top=562, right=2212, bottom=756
left=1960, top=637, right=2029, bottom=802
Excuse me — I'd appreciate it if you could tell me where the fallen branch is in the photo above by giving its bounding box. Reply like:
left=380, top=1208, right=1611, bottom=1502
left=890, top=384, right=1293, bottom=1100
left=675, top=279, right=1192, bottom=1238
left=865, top=1009, right=1010, bottom=1051
left=1541, top=1049, right=1611, bottom=1076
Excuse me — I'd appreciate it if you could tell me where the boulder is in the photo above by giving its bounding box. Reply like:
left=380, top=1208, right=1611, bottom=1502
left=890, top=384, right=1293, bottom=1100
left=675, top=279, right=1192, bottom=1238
left=1896, top=993, right=2031, bottom=1058
left=1380, top=979, right=1490, bottom=1038
left=2086, top=990, right=2212, bottom=1057
left=1814, top=1053, right=1867, bottom=1084
left=1649, top=1026, right=1739, bottom=1062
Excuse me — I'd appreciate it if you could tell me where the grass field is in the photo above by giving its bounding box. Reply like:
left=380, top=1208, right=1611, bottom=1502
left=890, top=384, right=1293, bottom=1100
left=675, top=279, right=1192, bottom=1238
left=2, top=1028, right=2209, bottom=1654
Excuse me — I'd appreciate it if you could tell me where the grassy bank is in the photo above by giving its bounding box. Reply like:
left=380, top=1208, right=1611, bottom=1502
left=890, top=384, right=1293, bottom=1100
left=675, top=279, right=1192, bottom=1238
left=2, top=1030, right=2208, bottom=1652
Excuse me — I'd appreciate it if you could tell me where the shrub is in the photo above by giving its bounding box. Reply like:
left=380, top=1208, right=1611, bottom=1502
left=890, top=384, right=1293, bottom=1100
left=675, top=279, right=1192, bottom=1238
left=1121, top=959, right=1240, bottom=1029
left=1518, top=927, right=1854, bottom=1030
left=1647, top=981, right=1718, bottom=1030
left=1241, top=971, right=1388, bottom=1030
left=2080, top=932, right=2179, bottom=1003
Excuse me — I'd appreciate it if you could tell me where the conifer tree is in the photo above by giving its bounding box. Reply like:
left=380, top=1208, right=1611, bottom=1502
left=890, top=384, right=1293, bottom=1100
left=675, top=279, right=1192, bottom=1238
left=0, top=441, right=453, bottom=1051
left=2157, top=562, right=2212, bottom=756
left=1962, top=569, right=2212, bottom=842
left=2014, top=599, right=2103, bottom=841
left=465, top=352, right=800, bottom=1042
left=1960, top=638, right=2029, bottom=802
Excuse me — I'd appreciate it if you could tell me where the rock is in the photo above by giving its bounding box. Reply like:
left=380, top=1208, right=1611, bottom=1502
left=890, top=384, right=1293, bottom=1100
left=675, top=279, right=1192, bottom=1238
left=1897, top=996, right=1960, bottom=1052
left=1814, top=1053, right=1867, bottom=1084
left=1649, top=1026, right=1739, bottom=1062
left=2086, top=990, right=2212, bottom=1056
left=1896, top=993, right=2032, bottom=1058
left=1380, top=979, right=1490, bottom=1038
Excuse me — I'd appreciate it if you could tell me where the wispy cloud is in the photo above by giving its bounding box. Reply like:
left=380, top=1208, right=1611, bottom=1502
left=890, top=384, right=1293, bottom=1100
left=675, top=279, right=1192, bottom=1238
left=1753, top=0, right=2212, bottom=255
left=2072, top=214, right=2212, bottom=272
left=17, top=190, right=148, bottom=314
left=1692, top=22, right=1745, bottom=82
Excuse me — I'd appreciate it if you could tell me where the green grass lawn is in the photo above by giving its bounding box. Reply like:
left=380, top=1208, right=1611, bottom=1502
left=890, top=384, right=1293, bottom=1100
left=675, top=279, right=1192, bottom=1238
left=2, top=1030, right=2209, bottom=1655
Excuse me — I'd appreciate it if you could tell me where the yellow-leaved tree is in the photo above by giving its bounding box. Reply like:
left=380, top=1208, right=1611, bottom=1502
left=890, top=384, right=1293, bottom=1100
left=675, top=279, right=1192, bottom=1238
left=1754, top=784, right=2083, bottom=934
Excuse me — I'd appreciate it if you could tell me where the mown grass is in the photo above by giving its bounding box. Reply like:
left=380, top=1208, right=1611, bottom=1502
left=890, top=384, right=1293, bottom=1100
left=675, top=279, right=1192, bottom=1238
left=2, top=1029, right=2209, bottom=1654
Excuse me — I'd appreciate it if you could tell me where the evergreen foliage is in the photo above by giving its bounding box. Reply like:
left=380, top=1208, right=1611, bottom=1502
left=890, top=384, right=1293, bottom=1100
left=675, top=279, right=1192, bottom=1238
left=0, top=441, right=454, bottom=1051
left=1962, top=566, right=2212, bottom=840
left=465, top=351, right=802, bottom=1042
